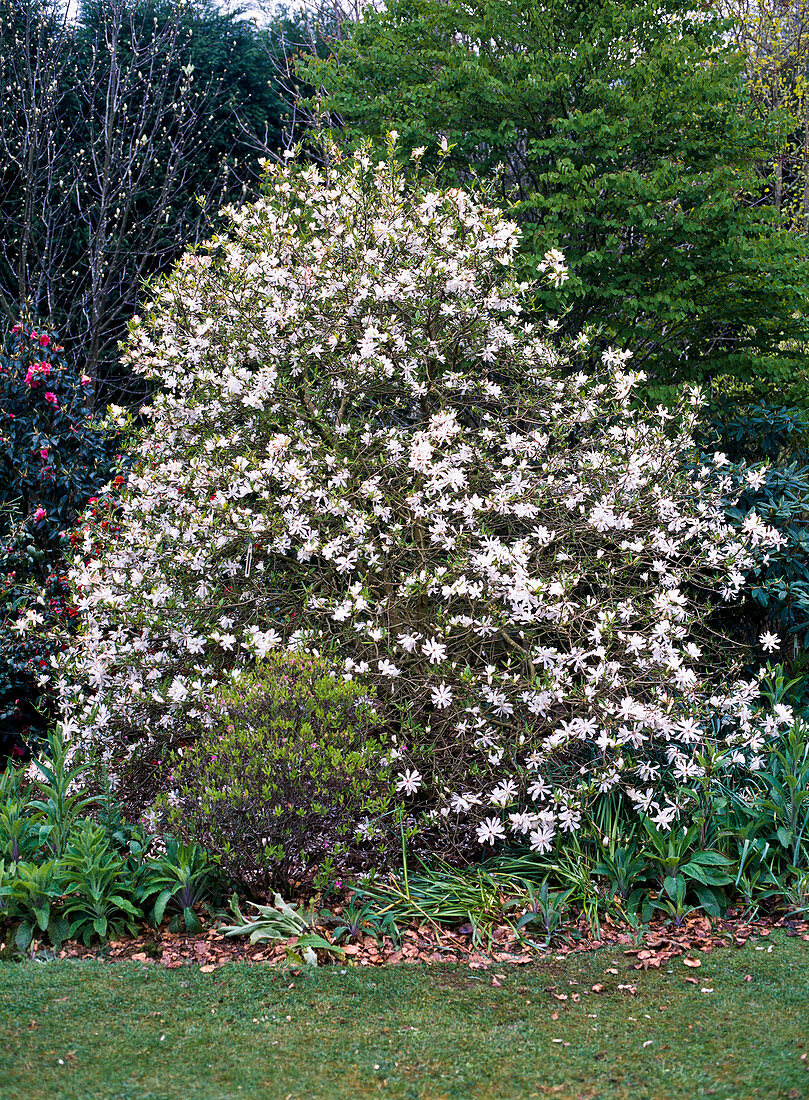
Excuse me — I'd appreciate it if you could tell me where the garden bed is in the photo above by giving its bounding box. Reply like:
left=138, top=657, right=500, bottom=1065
left=40, top=911, right=809, bottom=973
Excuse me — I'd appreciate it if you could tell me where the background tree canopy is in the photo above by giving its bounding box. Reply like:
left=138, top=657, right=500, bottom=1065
left=303, top=0, right=809, bottom=405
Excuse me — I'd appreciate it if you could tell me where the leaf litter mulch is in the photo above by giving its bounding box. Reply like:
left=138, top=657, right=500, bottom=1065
left=39, top=910, right=809, bottom=977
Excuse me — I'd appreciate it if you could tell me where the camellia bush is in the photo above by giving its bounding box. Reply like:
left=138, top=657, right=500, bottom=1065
left=0, top=320, right=118, bottom=761
left=58, top=142, right=790, bottom=868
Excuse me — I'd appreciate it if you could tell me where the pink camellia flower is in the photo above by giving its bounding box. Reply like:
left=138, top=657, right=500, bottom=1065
left=25, top=361, right=52, bottom=387
left=11, top=323, right=21, bottom=333
left=34, top=508, right=47, bottom=522
left=38, top=334, right=50, bottom=347
left=40, top=448, right=49, bottom=459
left=44, top=391, right=58, bottom=407
left=79, top=374, right=92, bottom=386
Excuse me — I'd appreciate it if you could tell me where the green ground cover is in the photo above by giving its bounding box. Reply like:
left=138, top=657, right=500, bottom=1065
left=1, top=932, right=807, bottom=1100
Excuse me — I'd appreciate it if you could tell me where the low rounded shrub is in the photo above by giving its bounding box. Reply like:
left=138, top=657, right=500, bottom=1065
left=162, top=654, right=394, bottom=893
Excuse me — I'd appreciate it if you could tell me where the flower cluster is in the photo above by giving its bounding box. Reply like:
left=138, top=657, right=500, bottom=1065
left=24, top=361, right=51, bottom=387
left=58, top=145, right=783, bottom=855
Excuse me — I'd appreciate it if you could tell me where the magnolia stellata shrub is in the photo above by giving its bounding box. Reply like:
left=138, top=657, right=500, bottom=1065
left=58, top=143, right=789, bottom=861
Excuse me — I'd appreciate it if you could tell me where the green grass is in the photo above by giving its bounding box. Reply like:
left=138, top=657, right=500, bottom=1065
left=0, top=933, right=807, bottom=1099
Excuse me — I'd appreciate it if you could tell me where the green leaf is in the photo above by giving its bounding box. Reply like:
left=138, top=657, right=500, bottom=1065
left=49, top=917, right=69, bottom=949
left=151, top=889, right=172, bottom=926
left=298, top=933, right=346, bottom=961
left=663, top=875, right=681, bottom=901
left=693, top=884, right=726, bottom=919
left=183, top=906, right=203, bottom=934
left=110, top=898, right=142, bottom=918
left=684, top=860, right=734, bottom=887
left=687, top=851, right=734, bottom=868
left=15, top=921, right=33, bottom=952
left=283, top=948, right=306, bottom=968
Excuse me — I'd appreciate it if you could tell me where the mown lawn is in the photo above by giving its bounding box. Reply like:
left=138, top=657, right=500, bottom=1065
left=1, top=931, right=807, bottom=1100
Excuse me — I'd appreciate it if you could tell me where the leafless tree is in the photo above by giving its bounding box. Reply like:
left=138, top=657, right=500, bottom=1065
left=0, top=0, right=77, bottom=321
left=714, top=0, right=809, bottom=225
left=248, top=0, right=382, bottom=154
left=0, top=0, right=272, bottom=398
